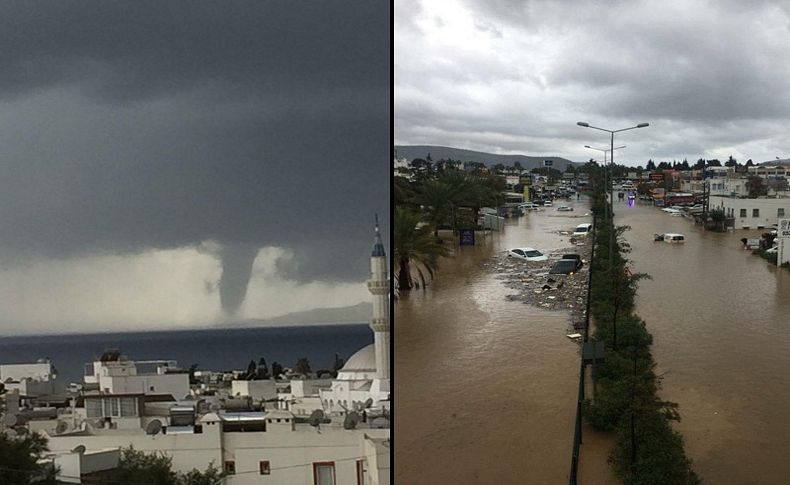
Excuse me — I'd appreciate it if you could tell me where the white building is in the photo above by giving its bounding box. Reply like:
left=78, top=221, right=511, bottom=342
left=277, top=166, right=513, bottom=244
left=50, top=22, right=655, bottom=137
left=45, top=410, right=390, bottom=485
left=319, top=218, right=390, bottom=414
left=84, top=351, right=189, bottom=400
left=0, top=360, right=57, bottom=396
left=708, top=195, right=790, bottom=229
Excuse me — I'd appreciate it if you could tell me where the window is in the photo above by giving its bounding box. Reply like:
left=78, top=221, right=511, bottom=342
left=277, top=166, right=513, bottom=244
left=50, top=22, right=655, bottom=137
left=313, top=462, right=335, bottom=485
left=120, top=397, right=137, bottom=417
left=753, top=208, right=759, bottom=218
left=740, top=208, right=747, bottom=218
left=108, top=397, right=120, bottom=417
left=356, top=459, right=365, bottom=485
left=224, top=461, right=236, bottom=475
left=259, top=460, right=271, bottom=475
left=779, top=208, right=785, bottom=218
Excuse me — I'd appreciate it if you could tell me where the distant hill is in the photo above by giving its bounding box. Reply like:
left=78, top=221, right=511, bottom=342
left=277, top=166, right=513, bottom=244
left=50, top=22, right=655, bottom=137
left=760, top=158, right=790, bottom=166
left=395, top=145, right=578, bottom=171
left=218, top=302, right=373, bottom=329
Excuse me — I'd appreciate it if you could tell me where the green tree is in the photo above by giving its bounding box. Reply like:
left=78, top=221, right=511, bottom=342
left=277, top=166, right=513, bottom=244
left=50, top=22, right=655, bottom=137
left=645, top=160, right=656, bottom=171
left=179, top=464, right=225, bottom=485
left=394, top=207, right=449, bottom=291
left=112, top=446, right=178, bottom=485
left=0, top=432, right=59, bottom=484
left=746, top=175, right=768, bottom=197
left=112, top=447, right=225, bottom=485
left=294, top=358, right=312, bottom=376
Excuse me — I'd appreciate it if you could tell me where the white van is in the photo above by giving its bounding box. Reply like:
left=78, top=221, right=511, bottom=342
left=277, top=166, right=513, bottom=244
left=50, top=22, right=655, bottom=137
left=572, top=223, right=593, bottom=236
left=663, top=233, right=685, bottom=243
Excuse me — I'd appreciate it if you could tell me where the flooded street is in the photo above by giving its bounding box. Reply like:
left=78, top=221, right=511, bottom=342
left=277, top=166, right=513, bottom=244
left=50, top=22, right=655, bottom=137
left=617, top=200, right=790, bottom=484
left=395, top=199, right=593, bottom=484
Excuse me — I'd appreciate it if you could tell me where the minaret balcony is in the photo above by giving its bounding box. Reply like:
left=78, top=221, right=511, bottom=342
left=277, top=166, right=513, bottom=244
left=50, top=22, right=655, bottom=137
left=369, top=317, right=389, bottom=331
left=366, top=280, right=389, bottom=293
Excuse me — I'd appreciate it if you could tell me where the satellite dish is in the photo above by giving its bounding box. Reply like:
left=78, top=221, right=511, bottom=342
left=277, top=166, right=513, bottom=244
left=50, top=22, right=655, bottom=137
left=364, top=398, right=374, bottom=409
left=55, top=420, right=69, bottom=434
left=370, top=417, right=389, bottom=429
left=4, top=414, right=19, bottom=427
left=343, top=411, right=360, bottom=430
left=308, top=410, right=324, bottom=428
left=146, top=419, right=163, bottom=436
left=72, top=445, right=86, bottom=454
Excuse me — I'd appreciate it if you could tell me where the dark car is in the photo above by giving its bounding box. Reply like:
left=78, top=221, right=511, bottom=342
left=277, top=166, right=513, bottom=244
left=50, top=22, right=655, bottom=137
left=561, top=254, right=583, bottom=267
left=549, top=257, right=583, bottom=275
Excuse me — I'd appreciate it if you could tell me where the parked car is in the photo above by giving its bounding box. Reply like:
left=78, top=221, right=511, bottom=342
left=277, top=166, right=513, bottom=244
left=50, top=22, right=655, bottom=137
left=507, top=247, right=548, bottom=261
left=543, top=200, right=553, bottom=207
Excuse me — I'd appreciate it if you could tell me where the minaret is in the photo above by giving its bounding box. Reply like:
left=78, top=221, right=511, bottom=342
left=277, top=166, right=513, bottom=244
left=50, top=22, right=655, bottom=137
left=368, top=215, right=390, bottom=389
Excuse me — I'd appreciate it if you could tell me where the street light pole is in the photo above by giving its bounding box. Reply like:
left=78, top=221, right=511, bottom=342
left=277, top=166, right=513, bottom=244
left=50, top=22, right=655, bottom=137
left=578, top=122, right=649, bottom=351
left=584, top=144, right=625, bottom=225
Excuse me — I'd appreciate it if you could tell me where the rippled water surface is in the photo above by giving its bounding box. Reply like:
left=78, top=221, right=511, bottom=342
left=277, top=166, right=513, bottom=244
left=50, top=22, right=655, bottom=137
left=617, top=199, right=790, bottom=484
left=395, top=199, right=593, bottom=484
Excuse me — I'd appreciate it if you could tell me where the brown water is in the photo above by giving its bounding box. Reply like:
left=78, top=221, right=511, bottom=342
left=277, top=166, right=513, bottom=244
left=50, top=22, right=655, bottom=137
left=617, top=200, right=790, bottom=485
left=394, top=199, right=596, bottom=484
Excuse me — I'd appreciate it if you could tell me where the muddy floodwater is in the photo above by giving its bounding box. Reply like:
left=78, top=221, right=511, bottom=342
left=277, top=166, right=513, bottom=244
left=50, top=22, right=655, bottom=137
left=395, top=199, right=593, bottom=484
left=616, top=200, right=790, bottom=485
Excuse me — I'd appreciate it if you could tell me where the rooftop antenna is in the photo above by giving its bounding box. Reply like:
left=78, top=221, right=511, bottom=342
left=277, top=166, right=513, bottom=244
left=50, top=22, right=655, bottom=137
left=343, top=411, right=360, bottom=430
left=72, top=445, right=86, bottom=454
left=146, top=419, right=162, bottom=436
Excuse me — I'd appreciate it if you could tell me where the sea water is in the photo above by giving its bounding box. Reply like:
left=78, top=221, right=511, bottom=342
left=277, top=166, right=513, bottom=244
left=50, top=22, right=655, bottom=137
left=0, top=324, right=372, bottom=388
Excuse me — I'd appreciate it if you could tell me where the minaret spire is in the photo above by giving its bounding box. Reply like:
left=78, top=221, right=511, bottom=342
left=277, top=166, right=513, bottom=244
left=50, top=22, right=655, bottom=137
left=372, top=213, right=386, bottom=257
left=367, top=215, right=390, bottom=388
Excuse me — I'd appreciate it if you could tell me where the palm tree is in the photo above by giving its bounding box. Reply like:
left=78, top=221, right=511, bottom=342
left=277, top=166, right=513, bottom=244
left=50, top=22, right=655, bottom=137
left=394, top=207, right=449, bottom=291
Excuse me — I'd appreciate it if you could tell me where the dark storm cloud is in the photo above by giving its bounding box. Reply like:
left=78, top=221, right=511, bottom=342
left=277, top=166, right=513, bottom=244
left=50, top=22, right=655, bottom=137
left=0, top=1, right=390, bottom=314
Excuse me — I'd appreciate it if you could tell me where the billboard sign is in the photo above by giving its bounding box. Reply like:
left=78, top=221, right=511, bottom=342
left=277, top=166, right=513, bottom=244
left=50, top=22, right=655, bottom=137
left=459, top=229, right=475, bottom=246
left=779, top=218, right=790, bottom=239
left=544, top=160, right=553, bottom=167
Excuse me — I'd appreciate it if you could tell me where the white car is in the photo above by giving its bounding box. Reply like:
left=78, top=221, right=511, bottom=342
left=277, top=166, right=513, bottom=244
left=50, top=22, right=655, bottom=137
left=766, top=246, right=778, bottom=254
left=543, top=200, right=553, bottom=207
left=573, top=223, right=593, bottom=236
left=556, top=206, right=573, bottom=212
left=507, top=247, right=548, bottom=261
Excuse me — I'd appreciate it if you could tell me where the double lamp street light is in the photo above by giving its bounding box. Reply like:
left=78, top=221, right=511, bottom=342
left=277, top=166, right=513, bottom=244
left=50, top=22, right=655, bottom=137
left=577, top=121, right=649, bottom=216
left=577, top=121, right=649, bottom=352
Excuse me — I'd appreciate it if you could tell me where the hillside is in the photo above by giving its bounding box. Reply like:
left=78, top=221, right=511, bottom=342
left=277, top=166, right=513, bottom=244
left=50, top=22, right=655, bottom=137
left=395, top=145, right=579, bottom=171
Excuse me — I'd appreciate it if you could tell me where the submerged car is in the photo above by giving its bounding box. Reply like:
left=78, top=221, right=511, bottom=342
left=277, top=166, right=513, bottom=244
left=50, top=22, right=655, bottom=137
left=549, top=258, right=582, bottom=275
left=507, top=247, right=548, bottom=261
left=572, top=223, right=593, bottom=236
left=556, top=205, right=573, bottom=212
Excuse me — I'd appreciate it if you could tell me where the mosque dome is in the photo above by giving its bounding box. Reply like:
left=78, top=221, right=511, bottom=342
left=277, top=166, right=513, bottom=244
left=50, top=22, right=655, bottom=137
left=340, top=344, right=377, bottom=374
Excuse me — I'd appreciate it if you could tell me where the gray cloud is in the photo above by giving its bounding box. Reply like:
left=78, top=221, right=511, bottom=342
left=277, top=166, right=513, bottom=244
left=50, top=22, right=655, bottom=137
left=396, top=0, right=790, bottom=164
left=0, top=1, right=390, bottom=317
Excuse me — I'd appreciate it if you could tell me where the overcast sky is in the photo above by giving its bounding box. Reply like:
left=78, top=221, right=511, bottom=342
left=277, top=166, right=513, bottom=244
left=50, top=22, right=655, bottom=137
left=395, top=0, right=790, bottom=166
left=0, top=2, right=389, bottom=334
